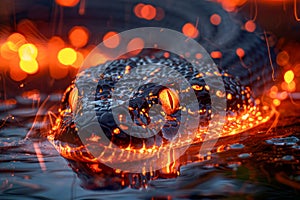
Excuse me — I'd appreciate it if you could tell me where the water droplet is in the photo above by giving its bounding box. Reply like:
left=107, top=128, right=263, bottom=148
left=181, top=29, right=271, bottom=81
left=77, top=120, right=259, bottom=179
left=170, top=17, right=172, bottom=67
left=238, top=153, right=251, bottom=159
left=265, top=136, right=299, bottom=146
left=227, top=162, right=241, bottom=169
left=230, top=143, right=245, bottom=149
left=282, top=155, right=294, bottom=161
left=292, top=145, right=300, bottom=150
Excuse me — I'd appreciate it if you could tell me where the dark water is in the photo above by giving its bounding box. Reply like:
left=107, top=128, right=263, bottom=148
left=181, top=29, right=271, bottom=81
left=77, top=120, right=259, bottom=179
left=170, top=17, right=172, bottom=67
left=1, top=93, right=300, bottom=199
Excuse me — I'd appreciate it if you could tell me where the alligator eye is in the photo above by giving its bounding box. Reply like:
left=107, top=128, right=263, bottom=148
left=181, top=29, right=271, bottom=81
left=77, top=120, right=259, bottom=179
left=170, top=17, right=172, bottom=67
left=68, top=87, right=78, bottom=112
left=158, top=88, right=179, bottom=115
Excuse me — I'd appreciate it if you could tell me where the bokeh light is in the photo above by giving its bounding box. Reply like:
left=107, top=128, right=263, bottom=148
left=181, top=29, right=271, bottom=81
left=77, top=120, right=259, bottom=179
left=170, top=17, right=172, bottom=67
left=68, top=26, right=89, bottom=48
left=58, top=48, right=77, bottom=66
left=245, top=20, right=256, bottom=32
left=18, top=43, right=38, bottom=61
left=7, top=33, right=27, bottom=52
left=19, top=59, right=39, bottom=74
left=210, top=14, right=222, bottom=26
left=55, top=0, right=80, bottom=7
left=284, top=70, right=294, bottom=84
left=182, top=23, right=199, bottom=38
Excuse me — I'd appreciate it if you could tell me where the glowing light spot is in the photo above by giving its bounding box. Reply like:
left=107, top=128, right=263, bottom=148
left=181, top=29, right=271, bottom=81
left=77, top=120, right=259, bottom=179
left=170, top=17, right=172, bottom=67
left=141, top=4, right=156, bottom=20
left=113, top=128, right=120, bottom=135
left=210, top=14, right=222, bottom=25
left=227, top=93, right=232, bottom=100
left=18, top=43, right=38, bottom=61
left=159, top=88, right=179, bottom=115
left=134, top=3, right=145, bottom=18
left=55, top=0, right=79, bottom=7
left=19, top=59, right=39, bottom=74
left=273, top=99, right=281, bottom=107
left=58, top=48, right=77, bottom=65
left=7, top=33, right=26, bottom=52
left=284, top=70, right=294, bottom=84
left=164, top=52, right=170, bottom=58
left=182, top=23, right=199, bottom=38
left=218, top=0, right=247, bottom=12
left=245, top=20, right=256, bottom=32
left=236, top=48, right=245, bottom=58
left=210, top=51, right=222, bottom=59
left=127, top=38, right=144, bottom=55
left=276, top=51, right=289, bottom=67
left=103, top=31, right=120, bottom=49
left=68, top=26, right=89, bottom=48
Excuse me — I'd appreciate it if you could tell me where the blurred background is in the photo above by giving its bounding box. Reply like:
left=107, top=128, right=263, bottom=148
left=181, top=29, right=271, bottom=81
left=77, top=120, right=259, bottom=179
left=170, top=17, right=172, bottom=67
left=0, top=0, right=299, bottom=105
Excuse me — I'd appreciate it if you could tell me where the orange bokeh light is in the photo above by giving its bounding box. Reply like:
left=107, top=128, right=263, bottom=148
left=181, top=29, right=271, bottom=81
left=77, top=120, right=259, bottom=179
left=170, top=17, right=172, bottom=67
left=55, top=0, right=80, bottom=7
left=103, top=31, right=120, bottom=49
left=18, top=43, right=38, bottom=61
left=19, top=59, right=39, bottom=74
left=7, top=33, right=27, bottom=52
left=58, top=48, right=77, bottom=66
left=134, top=3, right=145, bottom=18
left=211, top=51, right=222, bottom=59
left=210, top=14, right=222, bottom=26
left=182, top=23, right=199, bottom=38
left=245, top=20, right=256, bottom=32
left=236, top=48, right=245, bottom=58
left=141, top=4, right=156, bottom=20
left=68, top=26, right=89, bottom=48
left=284, top=70, right=294, bottom=84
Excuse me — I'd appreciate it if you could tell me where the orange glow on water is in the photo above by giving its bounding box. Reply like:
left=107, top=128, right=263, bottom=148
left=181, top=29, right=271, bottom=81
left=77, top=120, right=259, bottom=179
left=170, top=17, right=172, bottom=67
left=103, top=31, right=120, bottom=49
left=182, top=23, right=199, bottom=38
left=55, top=0, right=80, bottom=7
left=68, top=26, right=89, bottom=48
left=58, top=48, right=77, bottom=66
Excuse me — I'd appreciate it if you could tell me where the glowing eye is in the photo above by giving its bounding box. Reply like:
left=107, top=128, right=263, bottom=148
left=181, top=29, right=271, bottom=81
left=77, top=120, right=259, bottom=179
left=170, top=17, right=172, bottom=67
left=158, top=88, right=179, bottom=115
left=68, top=87, right=78, bottom=112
